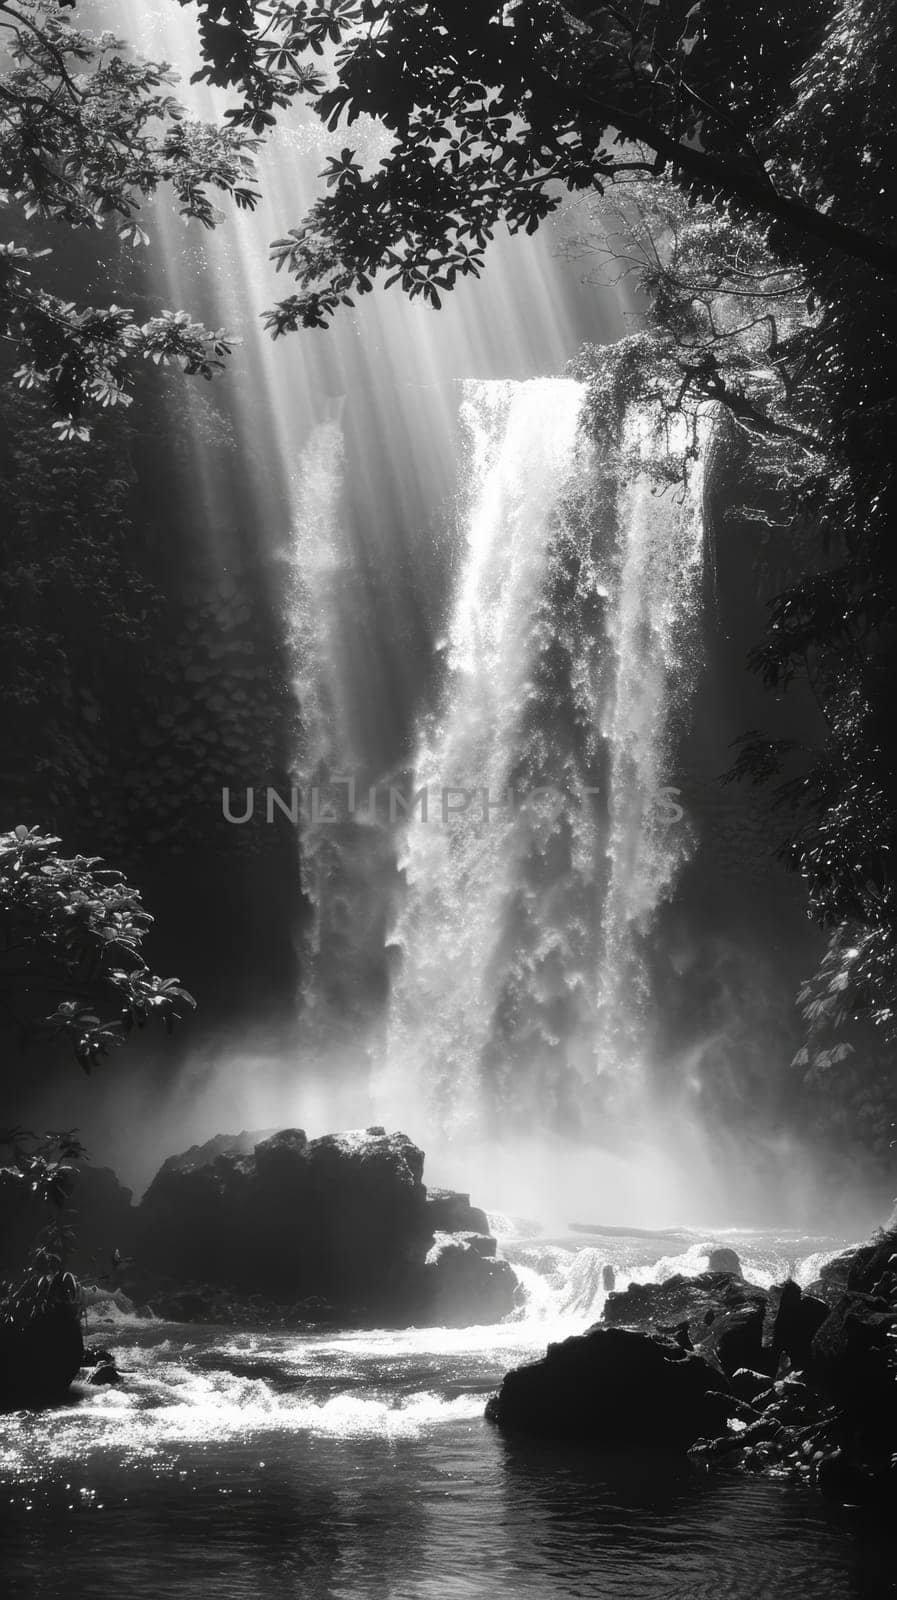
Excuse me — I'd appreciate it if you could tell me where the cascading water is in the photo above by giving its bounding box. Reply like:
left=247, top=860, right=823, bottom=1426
left=592, top=410, right=708, bottom=1085
left=375, top=381, right=708, bottom=1142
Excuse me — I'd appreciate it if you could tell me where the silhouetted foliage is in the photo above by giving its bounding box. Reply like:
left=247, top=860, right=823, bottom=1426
left=0, top=0, right=260, bottom=431
left=0, top=824, right=194, bottom=1067
left=183, top=0, right=896, bottom=338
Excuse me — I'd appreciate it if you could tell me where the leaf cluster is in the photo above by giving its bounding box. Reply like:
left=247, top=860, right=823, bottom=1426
left=0, top=1, right=261, bottom=429
left=0, top=823, right=195, bottom=1066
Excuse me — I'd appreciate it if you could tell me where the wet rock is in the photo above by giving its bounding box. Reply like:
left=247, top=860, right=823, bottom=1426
left=137, top=1127, right=425, bottom=1305
left=680, top=1227, right=897, bottom=1502
left=846, top=1232, right=897, bottom=1299
left=807, top=1249, right=856, bottom=1305
left=604, top=1271, right=770, bottom=1376
left=88, top=1363, right=121, bottom=1386
left=134, top=1126, right=515, bottom=1328
left=709, top=1301, right=767, bottom=1377
left=81, top=1284, right=136, bottom=1319
left=419, top=1236, right=518, bottom=1327
left=82, top=1346, right=113, bottom=1366
left=486, top=1325, right=731, bottom=1446
left=763, top=1280, right=829, bottom=1371
left=706, top=1248, right=743, bottom=1278
left=425, top=1189, right=490, bottom=1237
left=603, top=1273, right=714, bottom=1329
left=136, top=1146, right=255, bottom=1289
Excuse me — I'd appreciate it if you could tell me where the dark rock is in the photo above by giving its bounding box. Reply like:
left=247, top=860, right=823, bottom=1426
left=486, top=1325, right=731, bottom=1446
left=808, top=1249, right=856, bottom=1305
left=82, top=1346, right=113, bottom=1366
left=425, top=1188, right=490, bottom=1237
left=136, top=1126, right=425, bottom=1305
left=763, top=1280, right=829, bottom=1371
left=810, top=1292, right=897, bottom=1433
left=846, top=1231, right=897, bottom=1299
left=134, top=1126, right=514, bottom=1328
left=815, top=1447, right=882, bottom=1505
left=149, top=1289, right=215, bottom=1321
left=136, top=1148, right=255, bottom=1288
left=88, top=1363, right=121, bottom=1386
left=602, top=1264, right=616, bottom=1293
left=678, top=1227, right=897, bottom=1501
left=604, top=1271, right=770, bottom=1376
left=0, top=1298, right=84, bottom=1410
left=808, top=1231, right=897, bottom=1306
left=603, top=1273, right=714, bottom=1328
left=418, top=1237, right=518, bottom=1327
left=710, top=1302, right=767, bottom=1377
left=706, top=1248, right=743, bottom=1278
left=156, top=1130, right=263, bottom=1174
left=658, top=1319, right=692, bottom=1349
left=253, top=1127, right=309, bottom=1183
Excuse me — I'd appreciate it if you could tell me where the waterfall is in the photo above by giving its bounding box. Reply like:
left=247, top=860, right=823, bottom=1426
left=86, top=2, right=701, bottom=1151
left=593, top=410, right=707, bottom=1084
left=375, top=381, right=707, bottom=1140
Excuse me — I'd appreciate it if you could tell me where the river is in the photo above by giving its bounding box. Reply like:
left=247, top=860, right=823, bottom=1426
left=2, top=1228, right=894, bottom=1599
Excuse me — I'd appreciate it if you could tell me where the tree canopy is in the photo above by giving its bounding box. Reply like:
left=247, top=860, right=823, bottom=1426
left=182, top=0, right=897, bottom=336
left=0, top=0, right=260, bottom=432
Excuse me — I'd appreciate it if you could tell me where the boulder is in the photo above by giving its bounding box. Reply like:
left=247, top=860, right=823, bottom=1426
left=425, top=1189, right=490, bottom=1237
left=762, top=1280, right=829, bottom=1371
left=810, top=1291, right=897, bottom=1433
left=82, top=1345, right=113, bottom=1366
left=135, top=1145, right=255, bottom=1287
left=603, top=1271, right=770, bottom=1376
left=88, top=1363, right=121, bottom=1386
left=486, top=1325, right=731, bottom=1445
left=808, top=1231, right=897, bottom=1306
left=808, top=1249, right=856, bottom=1305
left=0, top=1297, right=84, bottom=1410
left=706, top=1248, right=743, bottom=1278
left=136, top=1126, right=428, bottom=1307
left=708, top=1300, right=768, bottom=1377
left=418, top=1236, right=518, bottom=1327
left=133, top=1126, right=515, bottom=1327
left=846, top=1231, right=897, bottom=1299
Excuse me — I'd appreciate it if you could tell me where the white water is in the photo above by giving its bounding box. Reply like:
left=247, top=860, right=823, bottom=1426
left=49, top=1226, right=850, bottom=1461
left=374, top=383, right=708, bottom=1138
left=594, top=414, right=707, bottom=1074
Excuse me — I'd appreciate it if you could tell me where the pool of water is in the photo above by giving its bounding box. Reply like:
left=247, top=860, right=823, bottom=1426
left=2, top=1231, right=894, bottom=1599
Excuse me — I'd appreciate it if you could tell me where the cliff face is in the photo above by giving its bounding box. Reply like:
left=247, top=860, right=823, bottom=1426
left=643, top=451, right=825, bottom=1131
